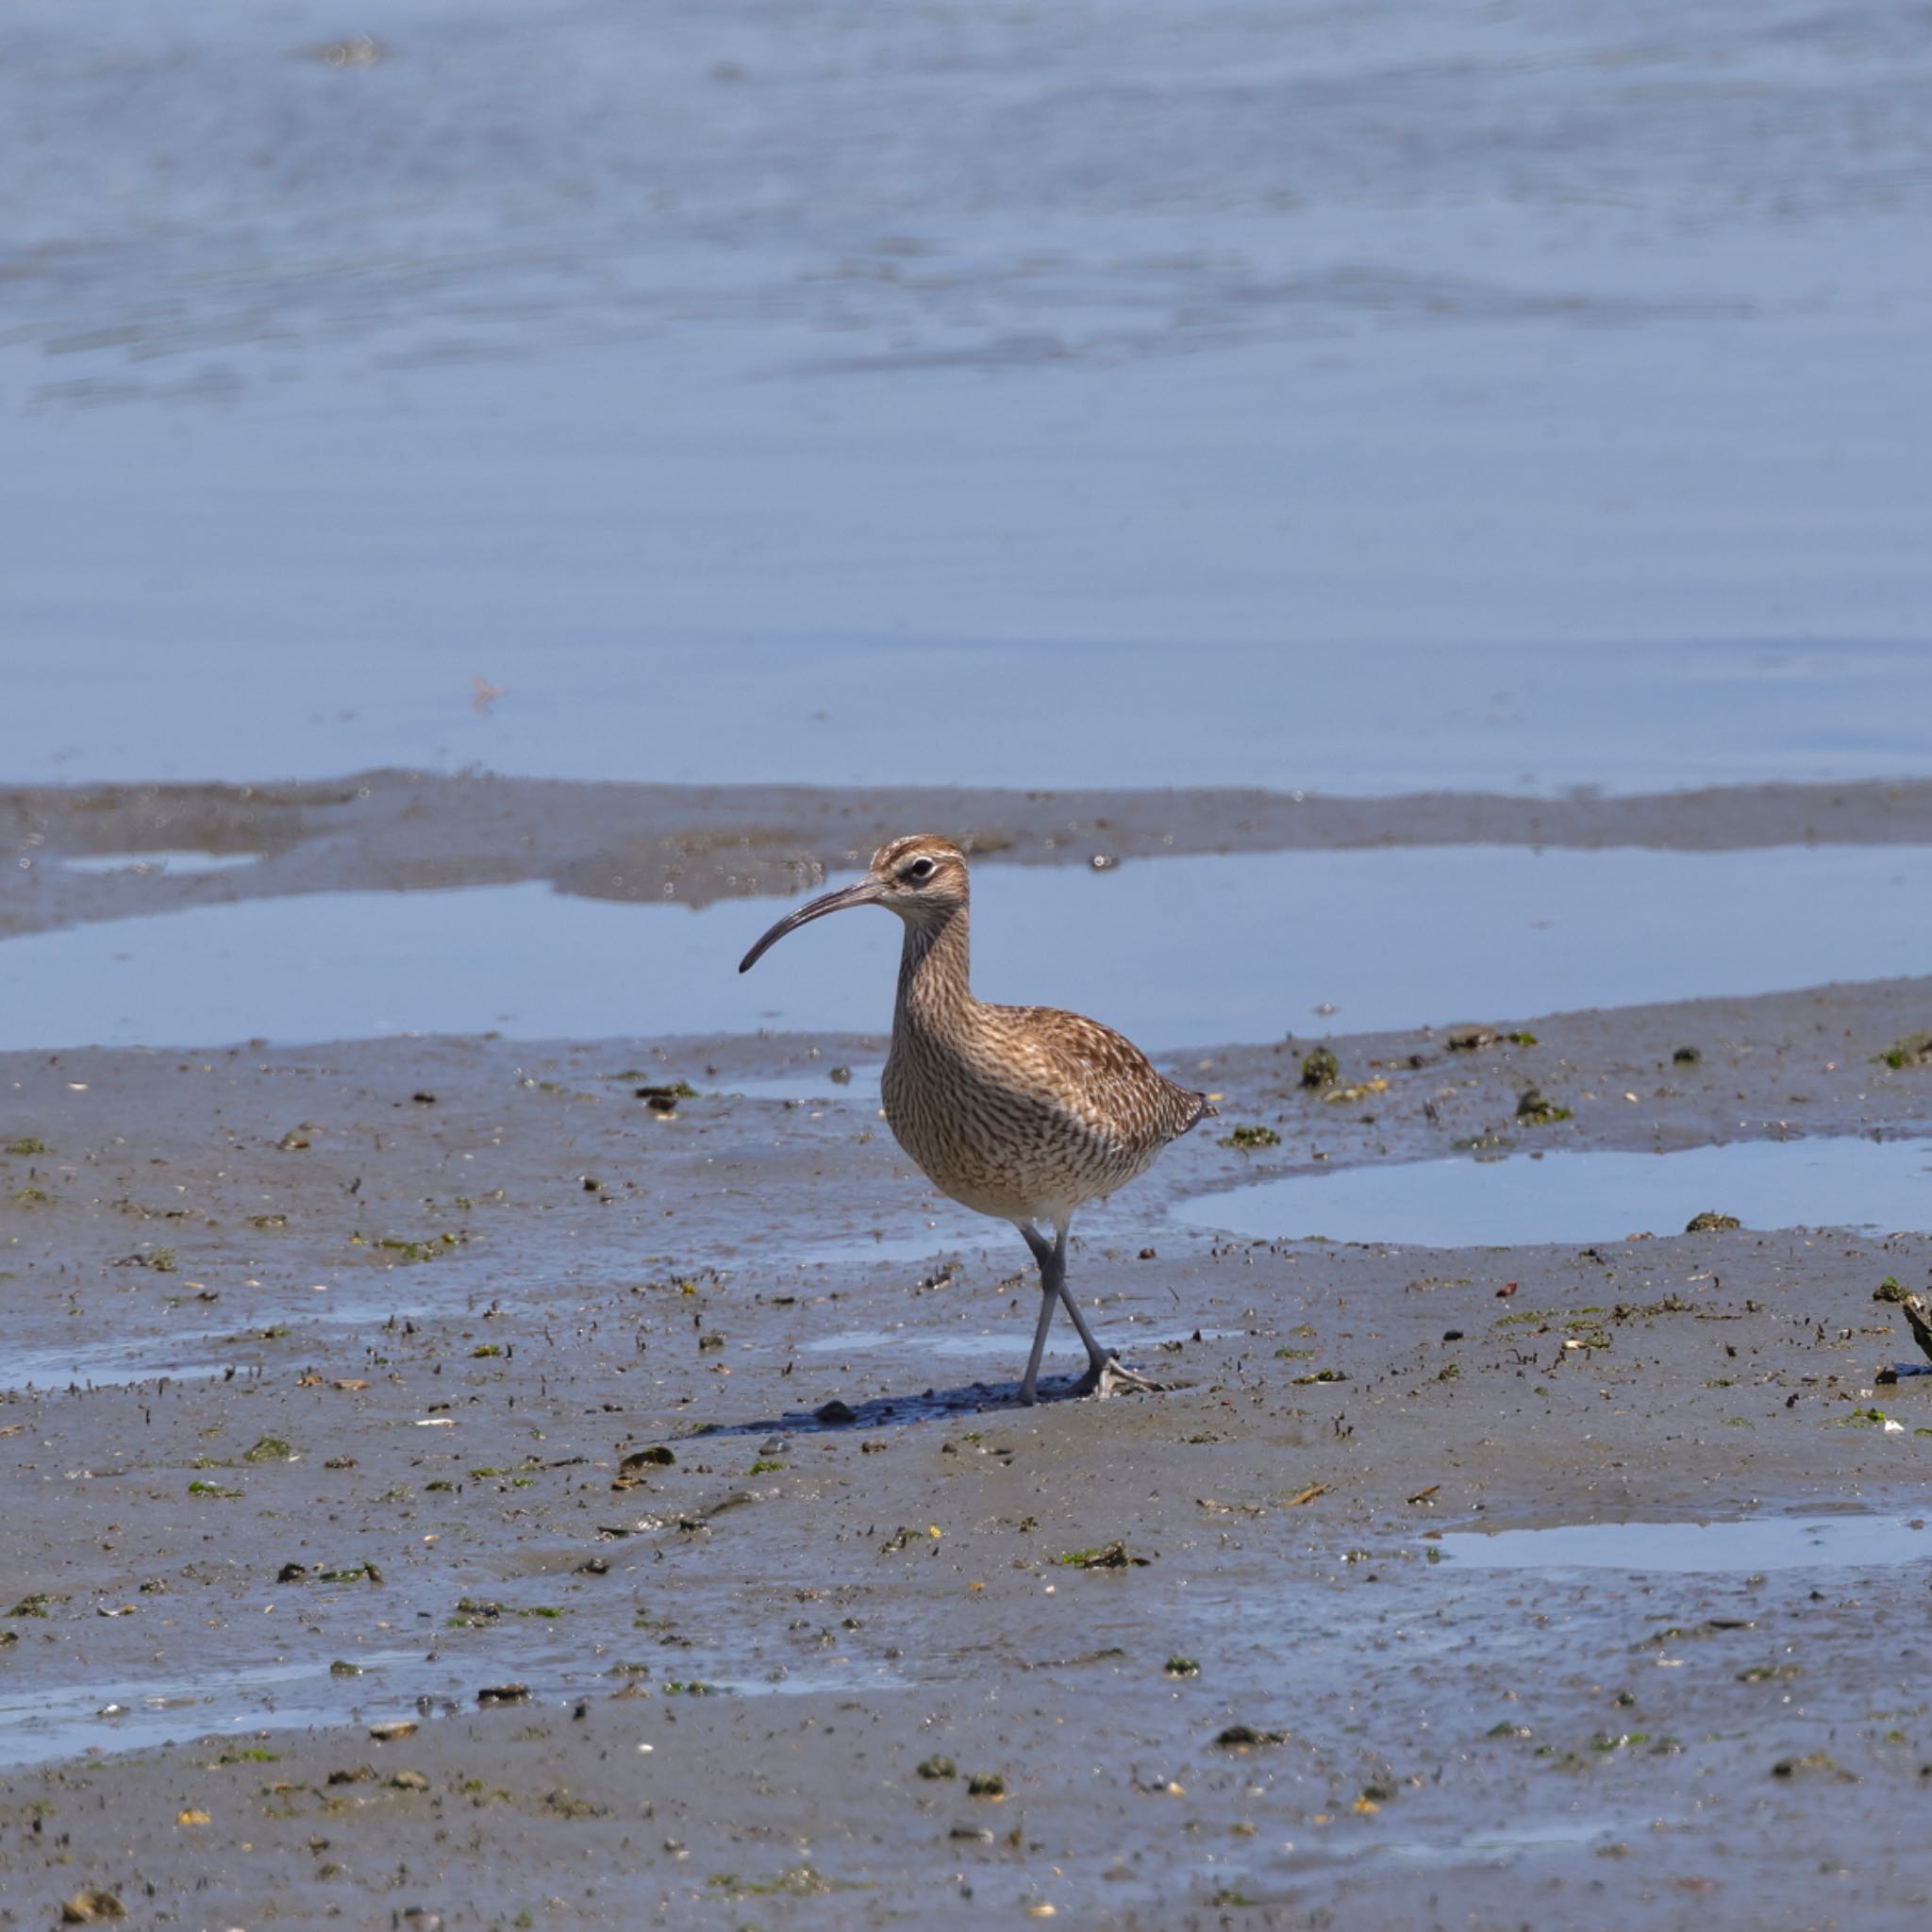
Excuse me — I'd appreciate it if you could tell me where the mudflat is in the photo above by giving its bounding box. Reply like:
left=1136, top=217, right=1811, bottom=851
left=4, top=778, right=1931, bottom=1926
left=10, top=0, right=1932, bottom=1917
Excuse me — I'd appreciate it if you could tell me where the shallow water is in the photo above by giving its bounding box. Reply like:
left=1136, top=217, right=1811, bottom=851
left=56, top=852, right=262, bottom=876
left=7, top=842, right=1932, bottom=1053
left=799, top=1323, right=1227, bottom=1361
left=19, top=1513, right=1915, bottom=1772
left=5, top=1, right=1930, bottom=796
left=0, top=1642, right=907, bottom=1774
left=1177, top=1136, right=1932, bottom=1247
left=1293, top=1818, right=1624, bottom=1870
left=0, top=1335, right=240, bottom=1394
left=1438, top=1514, right=1932, bottom=1574
left=0, top=1649, right=429, bottom=1773
left=0, top=1282, right=425, bottom=1393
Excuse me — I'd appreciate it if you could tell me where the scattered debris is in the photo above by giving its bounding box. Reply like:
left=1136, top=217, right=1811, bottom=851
left=1448, top=1027, right=1539, bottom=1052
left=60, top=1890, right=125, bottom=1924
left=1322, top=1076, right=1389, bottom=1105
left=1056, top=1541, right=1148, bottom=1569
left=636, top=1082, right=698, bottom=1115
left=611, top=1444, right=677, bottom=1489
left=1214, top=1724, right=1286, bottom=1750
left=1875, top=1032, right=1932, bottom=1070
left=1515, top=1087, right=1572, bottom=1125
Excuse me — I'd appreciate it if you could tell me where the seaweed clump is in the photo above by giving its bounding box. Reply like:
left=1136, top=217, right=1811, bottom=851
left=1515, top=1088, right=1572, bottom=1125
left=1876, top=1033, right=1932, bottom=1070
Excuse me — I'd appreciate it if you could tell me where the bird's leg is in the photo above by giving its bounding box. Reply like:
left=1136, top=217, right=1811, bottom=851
left=1014, top=1224, right=1060, bottom=1407
left=1051, top=1224, right=1162, bottom=1400
left=1013, top=1224, right=1160, bottom=1402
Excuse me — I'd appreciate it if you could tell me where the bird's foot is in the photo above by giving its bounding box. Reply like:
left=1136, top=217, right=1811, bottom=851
left=1074, top=1355, right=1163, bottom=1399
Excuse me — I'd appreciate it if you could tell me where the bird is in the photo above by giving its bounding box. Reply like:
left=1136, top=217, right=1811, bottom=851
left=739, top=834, right=1213, bottom=1404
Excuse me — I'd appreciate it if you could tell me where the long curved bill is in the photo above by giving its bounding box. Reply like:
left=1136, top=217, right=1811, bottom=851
left=738, top=878, right=882, bottom=974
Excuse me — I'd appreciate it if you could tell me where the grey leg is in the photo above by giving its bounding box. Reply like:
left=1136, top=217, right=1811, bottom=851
left=1018, top=1222, right=1162, bottom=1400
left=1015, top=1223, right=1060, bottom=1406
left=1045, top=1224, right=1110, bottom=1374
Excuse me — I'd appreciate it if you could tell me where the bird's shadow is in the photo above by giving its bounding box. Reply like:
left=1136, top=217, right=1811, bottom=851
left=686, top=1371, right=1100, bottom=1441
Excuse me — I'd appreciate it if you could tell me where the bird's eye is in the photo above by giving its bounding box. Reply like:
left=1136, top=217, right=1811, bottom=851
left=906, top=857, right=937, bottom=882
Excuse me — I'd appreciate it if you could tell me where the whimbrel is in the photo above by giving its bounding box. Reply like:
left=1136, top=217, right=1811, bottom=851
left=739, top=835, right=1213, bottom=1404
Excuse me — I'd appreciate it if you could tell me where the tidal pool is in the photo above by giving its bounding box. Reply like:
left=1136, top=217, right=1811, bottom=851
left=7, top=842, right=1932, bottom=1053
left=1176, top=1135, right=1932, bottom=1247
left=1437, top=1514, right=1932, bottom=1574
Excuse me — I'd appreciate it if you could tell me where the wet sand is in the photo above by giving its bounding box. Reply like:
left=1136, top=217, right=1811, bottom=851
left=4, top=790, right=1931, bottom=1923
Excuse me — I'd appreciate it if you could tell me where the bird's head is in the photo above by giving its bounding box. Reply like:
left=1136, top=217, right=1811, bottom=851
left=738, top=835, right=969, bottom=973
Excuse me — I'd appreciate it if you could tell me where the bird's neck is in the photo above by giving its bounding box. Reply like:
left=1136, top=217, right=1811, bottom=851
left=895, top=904, right=973, bottom=1032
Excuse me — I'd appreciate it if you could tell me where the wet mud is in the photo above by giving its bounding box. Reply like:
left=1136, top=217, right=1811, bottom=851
left=4, top=946, right=1932, bottom=1924
left=8, top=768, right=1932, bottom=942
left=9, top=0, right=1932, bottom=1914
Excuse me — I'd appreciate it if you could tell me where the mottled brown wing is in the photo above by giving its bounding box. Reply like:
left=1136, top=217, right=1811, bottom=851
left=984, top=1003, right=1211, bottom=1147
